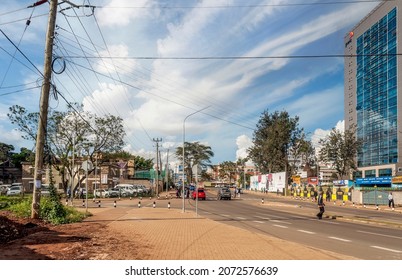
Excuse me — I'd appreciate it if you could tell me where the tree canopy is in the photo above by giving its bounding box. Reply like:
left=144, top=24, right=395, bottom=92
left=175, top=141, right=214, bottom=184
left=318, top=124, right=362, bottom=179
left=8, top=104, right=126, bottom=192
left=247, top=110, right=304, bottom=181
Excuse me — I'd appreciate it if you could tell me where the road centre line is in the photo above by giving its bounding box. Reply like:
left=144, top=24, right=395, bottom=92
left=370, top=246, right=402, bottom=253
left=297, top=230, right=316, bottom=234
left=328, top=236, right=351, bottom=242
left=253, top=221, right=265, bottom=224
left=273, top=224, right=288, bottom=228
left=236, top=217, right=246, bottom=220
left=357, top=230, right=402, bottom=240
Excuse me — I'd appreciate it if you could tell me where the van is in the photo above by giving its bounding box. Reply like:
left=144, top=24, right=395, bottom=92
left=6, top=185, right=22, bottom=196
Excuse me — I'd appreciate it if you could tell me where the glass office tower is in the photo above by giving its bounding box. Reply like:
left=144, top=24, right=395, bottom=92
left=345, top=1, right=402, bottom=178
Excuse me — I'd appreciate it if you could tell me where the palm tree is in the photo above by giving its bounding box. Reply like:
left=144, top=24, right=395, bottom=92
left=175, top=141, right=214, bottom=184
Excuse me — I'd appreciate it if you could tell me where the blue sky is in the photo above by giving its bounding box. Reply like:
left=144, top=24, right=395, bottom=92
left=0, top=0, right=380, bottom=165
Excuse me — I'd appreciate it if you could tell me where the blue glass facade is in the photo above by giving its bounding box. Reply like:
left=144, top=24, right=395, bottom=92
left=356, top=8, right=398, bottom=167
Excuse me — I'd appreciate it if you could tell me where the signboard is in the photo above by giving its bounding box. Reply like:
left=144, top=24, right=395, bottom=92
left=356, top=177, right=392, bottom=185
left=101, top=174, right=108, bottom=184
left=392, top=176, right=402, bottom=184
left=250, top=172, right=285, bottom=192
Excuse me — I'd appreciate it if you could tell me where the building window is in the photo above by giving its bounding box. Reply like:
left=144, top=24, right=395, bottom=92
left=378, top=168, right=392, bottom=177
left=356, top=8, right=398, bottom=167
left=364, top=170, right=376, bottom=178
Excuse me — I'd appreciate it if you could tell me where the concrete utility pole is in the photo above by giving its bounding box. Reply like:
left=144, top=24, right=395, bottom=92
left=153, top=138, right=162, bottom=195
left=32, top=0, right=58, bottom=219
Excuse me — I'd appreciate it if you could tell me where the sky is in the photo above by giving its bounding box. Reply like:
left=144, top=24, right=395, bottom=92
left=0, top=0, right=381, bottom=166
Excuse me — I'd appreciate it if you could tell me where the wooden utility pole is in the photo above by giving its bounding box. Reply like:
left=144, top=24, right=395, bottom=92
left=32, top=0, right=58, bottom=219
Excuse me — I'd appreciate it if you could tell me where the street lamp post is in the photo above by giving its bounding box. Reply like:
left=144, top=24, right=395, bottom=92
left=182, top=106, right=210, bottom=213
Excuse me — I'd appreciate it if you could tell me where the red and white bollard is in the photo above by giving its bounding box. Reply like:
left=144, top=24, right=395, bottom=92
left=153, top=201, right=156, bottom=208
left=138, top=201, right=141, bottom=208
left=168, top=201, right=171, bottom=209
left=114, top=200, right=117, bottom=208
left=261, top=198, right=264, bottom=204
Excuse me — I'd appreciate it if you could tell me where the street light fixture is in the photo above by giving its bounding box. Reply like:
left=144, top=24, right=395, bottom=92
left=182, top=106, right=210, bottom=213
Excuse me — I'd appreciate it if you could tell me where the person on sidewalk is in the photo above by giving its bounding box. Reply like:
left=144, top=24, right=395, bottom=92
left=388, top=192, right=395, bottom=209
left=316, top=192, right=325, bottom=219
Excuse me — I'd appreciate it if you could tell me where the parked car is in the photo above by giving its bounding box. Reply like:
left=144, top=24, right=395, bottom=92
left=0, top=184, right=11, bottom=195
left=217, top=187, right=232, bottom=200
left=40, top=184, right=51, bottom=196
left=94, top=189, right=106, bottom=198
left=6, top=185, right=22, bottom=196
left=192, top=188, right=206, bottom=200
left=115, top=184, right=135, bottom=197
left=104, top=188, right=120, bottom=198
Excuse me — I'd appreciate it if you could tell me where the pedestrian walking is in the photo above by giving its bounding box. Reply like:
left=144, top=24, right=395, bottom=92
left=388, top=192, right=395, bottom=209
left=316, top=192, right=325, bottom=219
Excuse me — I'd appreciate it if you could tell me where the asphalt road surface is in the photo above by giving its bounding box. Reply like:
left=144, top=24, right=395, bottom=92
left=185, top=189, right=402, bottom=260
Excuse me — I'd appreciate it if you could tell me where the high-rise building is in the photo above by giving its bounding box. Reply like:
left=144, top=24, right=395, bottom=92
left=344, top=1, right=401, bottom=182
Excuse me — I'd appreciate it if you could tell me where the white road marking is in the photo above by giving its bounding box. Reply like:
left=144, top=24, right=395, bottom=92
left=325, top=221, right=340, bottom=225
left=297, top=230, right=316, bottom=234
left=271, top=220, right=291, bottom=224
left=253, top=221, right=264, bottom=224
left=328, top=236, right=351, bottom=242
left=357, top=230, right=402, bottom=240
left=254, top=215, right=271, bottom=220
left=370, top=246, right=402, bottom=253
left=273, top=224, right=288, bottom=228
left=236, top=217, right=246, bottom=220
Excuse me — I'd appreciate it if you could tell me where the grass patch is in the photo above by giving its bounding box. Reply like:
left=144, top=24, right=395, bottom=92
left=2, top=195, right=91, bottom=225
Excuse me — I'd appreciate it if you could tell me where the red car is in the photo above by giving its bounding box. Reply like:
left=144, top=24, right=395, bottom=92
left=192, top=189, right=206, bottom=200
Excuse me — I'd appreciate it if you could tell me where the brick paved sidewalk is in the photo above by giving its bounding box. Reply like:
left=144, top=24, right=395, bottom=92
left=84, top=198, right=356, bottom=260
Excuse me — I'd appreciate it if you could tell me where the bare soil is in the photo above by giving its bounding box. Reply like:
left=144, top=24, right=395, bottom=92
left=0, top=210, right=142, bottom=260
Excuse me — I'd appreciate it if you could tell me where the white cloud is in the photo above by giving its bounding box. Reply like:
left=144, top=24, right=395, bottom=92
left=95, top=44, right=138, bottom=75
left=311, top=120, right=345, bottom=153
left=235, top=135, right=253, bottom=161
left=97, top=0, right=154, bottom=26
left=82, top=83, right=133, bottom=117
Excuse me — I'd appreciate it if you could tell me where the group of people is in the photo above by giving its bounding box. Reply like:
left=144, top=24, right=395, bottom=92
left=316, top=191, right=396, bottom=219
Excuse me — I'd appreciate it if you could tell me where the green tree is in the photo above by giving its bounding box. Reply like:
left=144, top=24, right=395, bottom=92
left=288, top=132, right=316, bottom=176
left=0, top=143, right=14, bottom=163
left=175, top=141, right=214, bottom=184
left=247, top=110, right=303, bottom=184
left=11, top=147, right=35, bottom=168
left=132, top=155, right=153, bottom=170
left=236, top=157, right=250, bottom=188
left=318, top=125, right=362, bottom=179
left=218, top=161, right=237, bottom=184
left=8, top=104, right=126, bottom=194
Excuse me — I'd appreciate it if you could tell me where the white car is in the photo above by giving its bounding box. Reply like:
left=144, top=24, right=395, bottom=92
left=6, top=185, right=22, bottom=196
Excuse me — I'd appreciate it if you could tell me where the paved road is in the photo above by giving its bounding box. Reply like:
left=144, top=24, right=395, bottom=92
left=189, top=189, right=402, bottom=259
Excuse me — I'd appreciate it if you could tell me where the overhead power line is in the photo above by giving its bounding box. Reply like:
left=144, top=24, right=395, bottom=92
left=61, top=53, right=402, bottom=60
left=93, top=0, right=392, bottom=9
